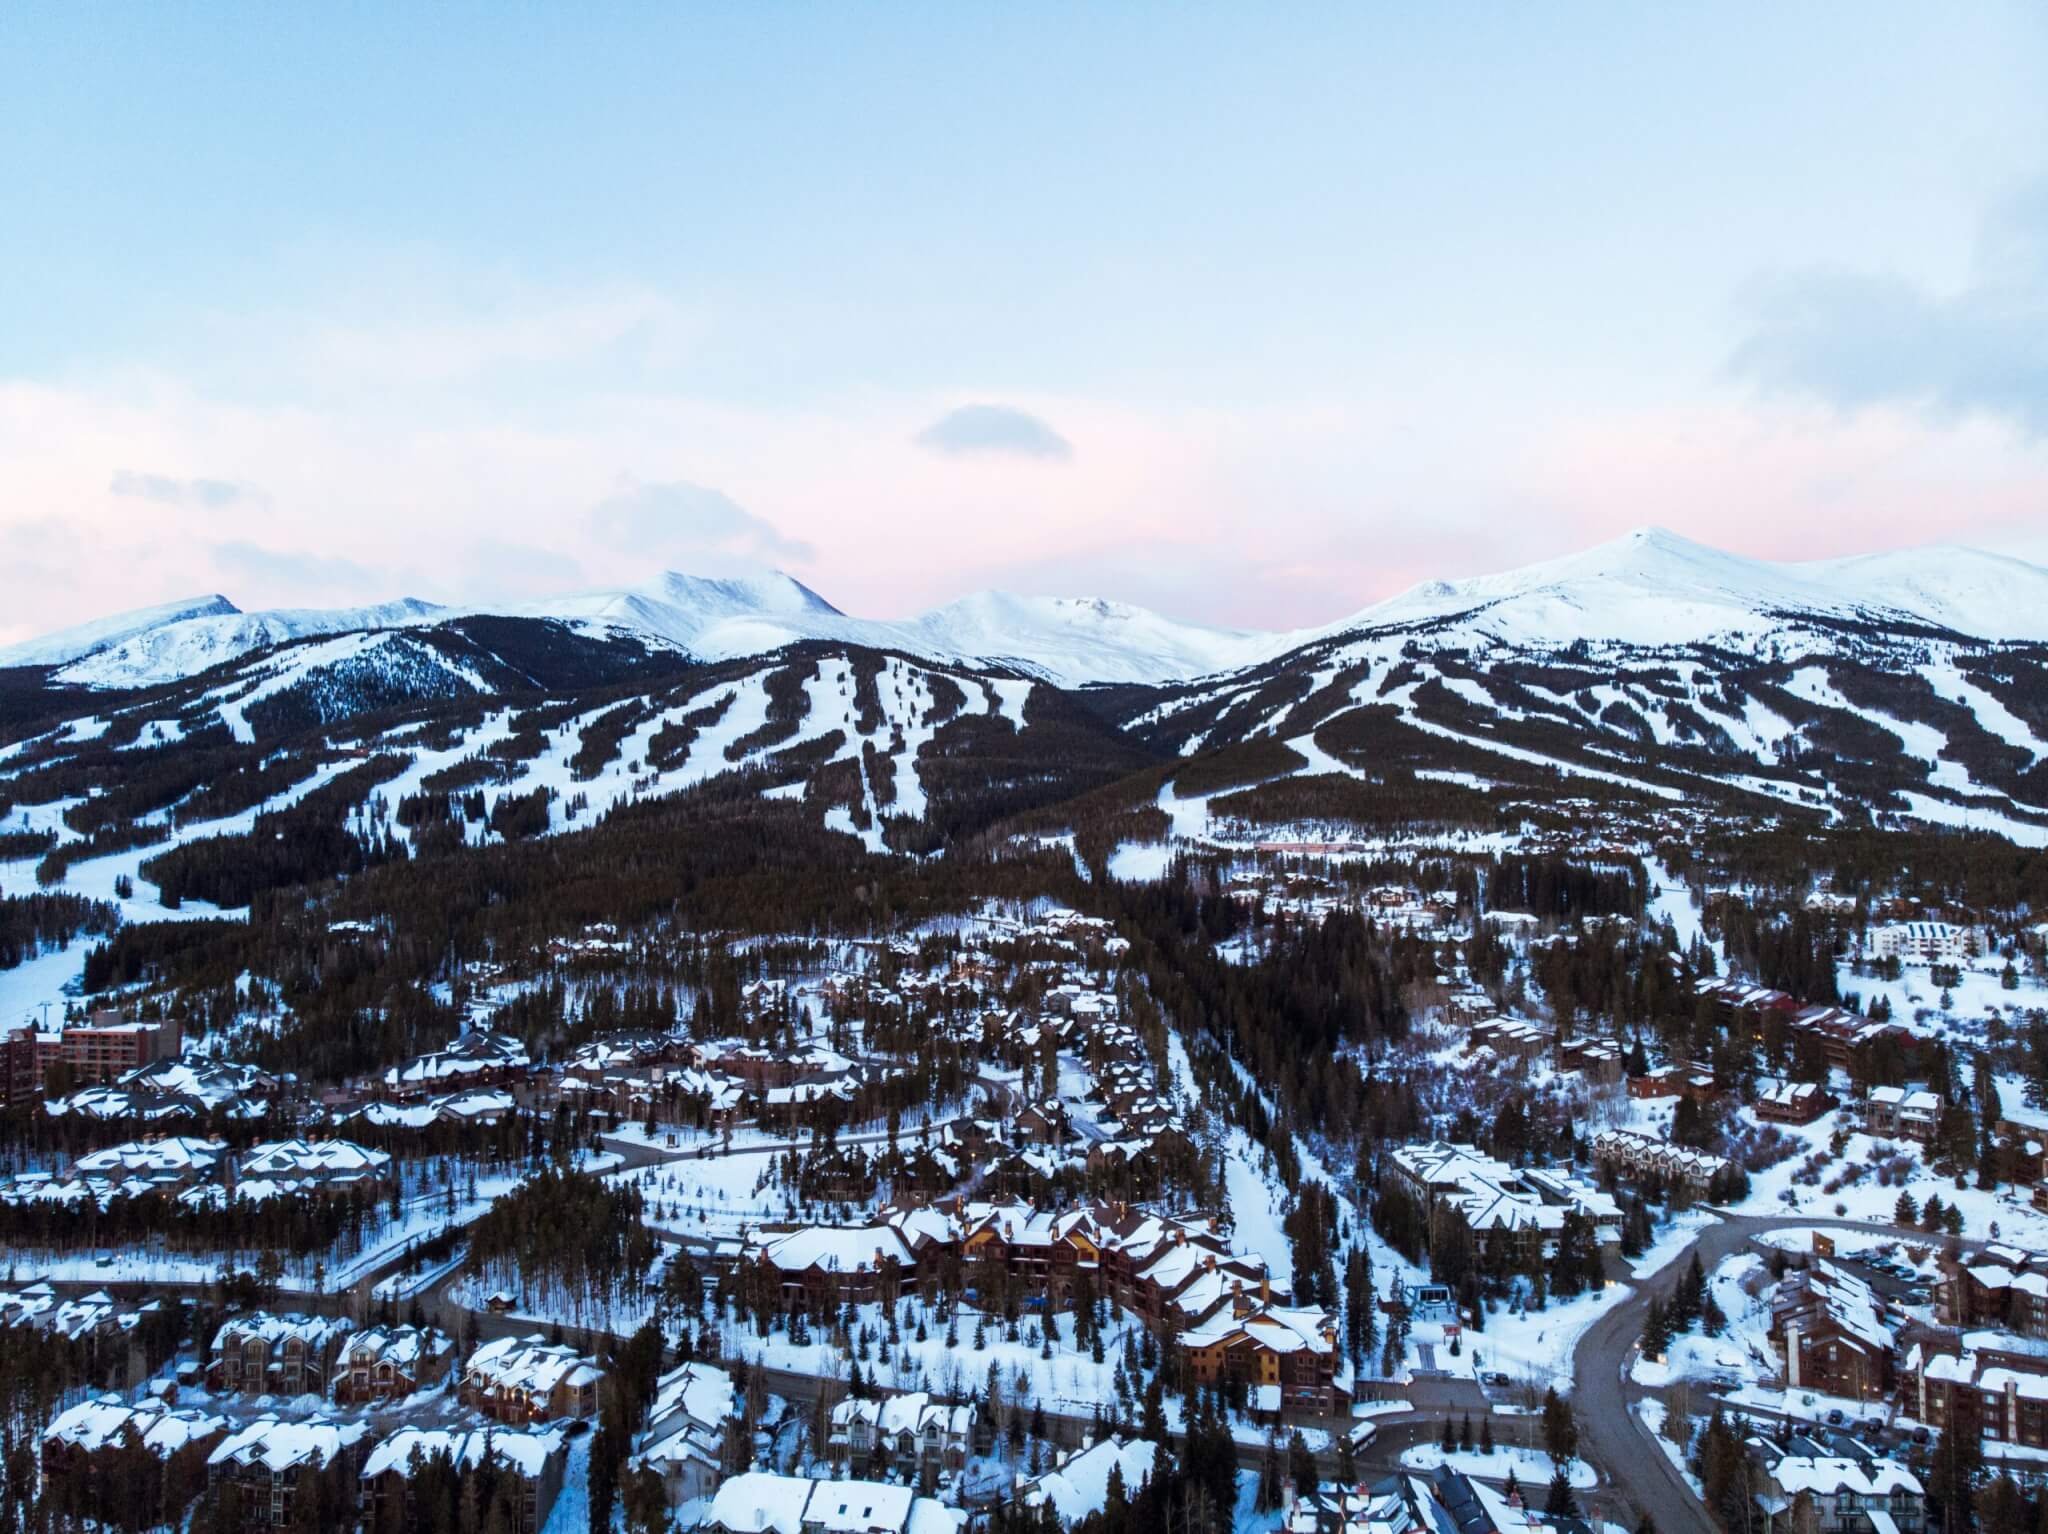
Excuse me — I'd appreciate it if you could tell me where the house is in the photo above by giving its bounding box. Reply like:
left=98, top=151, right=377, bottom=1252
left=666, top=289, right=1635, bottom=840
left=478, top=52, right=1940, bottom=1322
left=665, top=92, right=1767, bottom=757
left=1861, top=1088, right=1941, bottom=1145
left=636, top=1361, right=737, bottom=1507
left=747, top=1224, right=919, bottom=1312
left=459, top=1335, right=604, bottom=1422
left=72, top=1135, right=226, bottom=1186
left=1768, top=1261, right=1895, bottom=1401
left=205, top=1415, right=371, bottom=1529
left=208, top=1313, right=351, bottom=1397
left=1754, top=1452, right=1925, bottom=1534
left=1180, top=1302, right=1349, bottom=1416
left=1755, top=1082, right=1837, bottom=1126
left=361, top=1425, right=567, bottom=1534
left=235, top=1138, right=394, bottom=1197
left=1868, top=922, right=1978, bottom=964
left=41, top=1397, right=228, bottom=1502
left=826, top=1392, right=974, bottom=1478
left=1017, top=1437, right=1159, bottom=1526
left=1935, top=1250, right=2048, bottom=1337
left=1628, top=1067, right=1720, bottom=1103
left=702, top=1471, right=964, bottom=1534
left=332, top=1324, right=456, bottom=1404
left=1903, top=1333, right=2048, bottom=1450
left=1590, top=1130, right=1733, bottom=1199
left=382, top=1030, right=532, bottom=1098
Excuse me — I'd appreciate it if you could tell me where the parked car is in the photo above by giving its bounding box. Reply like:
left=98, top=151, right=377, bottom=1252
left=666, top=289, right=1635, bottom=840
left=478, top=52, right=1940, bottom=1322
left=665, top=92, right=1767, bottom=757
left=1485, top=1372, right=1512, bottom=1388
left=1826, top=1409, right=1845, bottom=1425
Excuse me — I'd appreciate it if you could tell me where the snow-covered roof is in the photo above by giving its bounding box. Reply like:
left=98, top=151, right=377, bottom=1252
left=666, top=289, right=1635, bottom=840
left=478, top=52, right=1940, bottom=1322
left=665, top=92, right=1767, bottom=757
left=1770, top=1457, right=1922, bottom=1497
left=208, top=1415, right=368, bottom=1473
left=43, top=1396, right=227, bottom=1456
left=463, top=1335, right=604, bottom=1396
left=1021, top=1437, right=1159, bottom=1526
left=362, top=1424, right=565, bottom=1481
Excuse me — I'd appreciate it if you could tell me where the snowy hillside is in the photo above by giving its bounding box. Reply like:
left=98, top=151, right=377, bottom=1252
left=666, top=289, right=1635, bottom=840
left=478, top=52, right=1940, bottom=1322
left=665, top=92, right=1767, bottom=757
left=13, top=528, right=2048, bottom=693
left=55, top=599, right=448, bottom=688
left=1323, top=528, right=2048, bottom=650
left=0, top=594, right=238, bottom=670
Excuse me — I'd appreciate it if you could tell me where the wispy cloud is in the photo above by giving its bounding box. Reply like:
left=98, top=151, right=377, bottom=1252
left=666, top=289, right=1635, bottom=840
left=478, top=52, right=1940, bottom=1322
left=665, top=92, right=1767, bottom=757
left=589, top=478, right=814, bottom=567
left=914, top=404, right=1073, bottom=460
left=1731, top=186, right=2048, bottom=436
left=111, top=470, right=264, bottom=509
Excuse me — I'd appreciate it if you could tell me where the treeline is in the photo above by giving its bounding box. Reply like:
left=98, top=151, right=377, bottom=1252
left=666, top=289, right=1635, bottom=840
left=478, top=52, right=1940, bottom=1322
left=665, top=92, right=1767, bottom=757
left=1488, top=853, right=1645, bottom=920
left=0, top=891, right=117, bottom=969
left=466, top=1167, right=659, bottom=1322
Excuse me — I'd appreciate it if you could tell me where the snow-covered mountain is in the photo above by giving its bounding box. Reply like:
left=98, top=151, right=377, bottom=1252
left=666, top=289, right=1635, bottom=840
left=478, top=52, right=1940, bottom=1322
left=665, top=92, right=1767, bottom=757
left=0, top=594, right=240, bottom=671
left=11, top=528, right=2048, bottom=696
left=51, top=599, right=449, bottom=689
left=1321, top=527, right=2048, bottom=651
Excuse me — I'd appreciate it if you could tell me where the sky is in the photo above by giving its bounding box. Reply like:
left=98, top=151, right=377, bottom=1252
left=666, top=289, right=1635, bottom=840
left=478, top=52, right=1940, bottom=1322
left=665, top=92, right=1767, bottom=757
left=3, top=3, right=2047, bottom=647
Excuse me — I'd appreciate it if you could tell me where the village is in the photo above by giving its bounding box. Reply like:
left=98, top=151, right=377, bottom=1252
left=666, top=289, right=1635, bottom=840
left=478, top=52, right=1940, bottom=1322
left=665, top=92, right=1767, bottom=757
left=0, top=843, right=2043, bottom=1534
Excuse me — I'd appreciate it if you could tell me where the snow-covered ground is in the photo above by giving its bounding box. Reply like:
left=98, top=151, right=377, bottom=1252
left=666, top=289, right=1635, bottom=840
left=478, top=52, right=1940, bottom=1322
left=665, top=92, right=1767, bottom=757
left=1398, top=1444, right=1598, bottom=1490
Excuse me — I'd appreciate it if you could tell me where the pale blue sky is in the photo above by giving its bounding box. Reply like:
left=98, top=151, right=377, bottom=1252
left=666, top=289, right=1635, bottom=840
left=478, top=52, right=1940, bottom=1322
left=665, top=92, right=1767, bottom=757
left=3, top=4, right=2045, bottom=641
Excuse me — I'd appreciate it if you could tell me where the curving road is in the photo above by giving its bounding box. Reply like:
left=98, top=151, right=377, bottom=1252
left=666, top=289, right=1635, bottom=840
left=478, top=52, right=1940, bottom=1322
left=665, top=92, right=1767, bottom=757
left=1572, top=1213, right=1971, bottom=1534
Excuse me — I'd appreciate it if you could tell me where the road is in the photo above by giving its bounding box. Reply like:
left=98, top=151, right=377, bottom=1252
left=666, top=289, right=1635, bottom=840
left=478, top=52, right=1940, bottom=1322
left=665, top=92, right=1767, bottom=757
left=1571, top=1213, right=1972, bottom=1534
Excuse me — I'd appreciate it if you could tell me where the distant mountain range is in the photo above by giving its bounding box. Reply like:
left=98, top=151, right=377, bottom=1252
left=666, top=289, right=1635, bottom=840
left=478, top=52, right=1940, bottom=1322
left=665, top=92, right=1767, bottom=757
left=15, top=527, right=2048, bottom=692
left=4, top=528, right=2046, bottom=914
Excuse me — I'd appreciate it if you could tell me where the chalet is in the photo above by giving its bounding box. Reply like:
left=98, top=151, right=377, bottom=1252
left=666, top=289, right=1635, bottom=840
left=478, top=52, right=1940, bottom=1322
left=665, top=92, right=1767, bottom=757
left=205, top=1415, right=370, bottom=1529
left=1018, top=1438, right=1159, bottom=1526
left=1181, top=1301, right=1348, bottom=1416
left=703, top=1471, right=964, bottom=1534
left=382, top=1031, right=531, bottom=1099
left=1903, top=1333, right=2048, bottom=1451
left=361, top=1426, right=567, bottom=1534
left=1768, top=1261, right=1894, bottom=1401
left=1936, top=1250, right=2048, bottom=1337
left=1753, top=1449, right=1925, bottom=1534
left=208, top=1313, right=351, bottom=1397
left=72, top=1135, right=225, bottom=1187
left=1389, top=1142, right=1623, bottom=1262
left=748, top=1224, right=919, bottom=1312
left=1628, top=1067, right=1720, bottom=1103
left=41, top=1397, right=227, bottom=1496
left=1558, top=1038, right=1624, bottom=1085
left=459, top=1335, right=604, bottom=1423
left=636, top=1361, right=736, bottom=1507
left=1860, top=1087, right=1941, bottom=1145
left=332, top=1324, right=456, bottom=1405
left=826, top=1392, right=974, bottom=1478
left=235, top=1138, right=394, bottom=1197
left=1755, top=1081, right=1836, bottom=1126
left=1590, top=1129, right=1732, bottom=1199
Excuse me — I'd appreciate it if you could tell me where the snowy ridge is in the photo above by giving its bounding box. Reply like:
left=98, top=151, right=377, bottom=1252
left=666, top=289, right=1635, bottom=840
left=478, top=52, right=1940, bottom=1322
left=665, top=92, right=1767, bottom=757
left=14, top=527, right=2048, bottom=692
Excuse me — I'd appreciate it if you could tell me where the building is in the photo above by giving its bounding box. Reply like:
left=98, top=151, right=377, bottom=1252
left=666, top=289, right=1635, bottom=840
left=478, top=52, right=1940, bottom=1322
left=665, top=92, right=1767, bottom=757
left=1754, top=1451, right=1925, bottom=1534
left=1017, top=1437, right=1159, bottom=1527
left=1768, top=1262, right=1894, bottom=1401
left=702, top=1470, right=964, bottom=1534
left=826, top=1392, right=974, bottom=1479
left=44, top=1011, right=183, bottom=1086
left=636, top=1361, right=737, bottom=1508
left=1590, top=1130, right=1732, bottom=1199
left=208, top=1313, right=351, bottom=1397
left=1860, top=1087, right=1942, bottom=1145
left=1904, top=1333, right=2048, bottom=1451
left=205, top=1415, right=370, bottom=1529
left=1868, top=922, right=1978, bottom=964
left=382, top=1029, right=532, bottom=1098
left=361, top=1425, right=567, bottom=1534
left=41, top=1397, right=228, bottom=1498
left=332, top=1324, right=456, bottom=1405
left=1181, top=1301, right=1348, bottom=1416
left=459, top=1335, right=604, bottom=1423
left=748, top=1224, right=920, bottom=1313
left=1936, top=1250, right=2048, bottom=1337
left=235, top=1139, right=394, bottom=1196
left=1387, top=1142, right=1621, bottom=1260
left=1755, top=1082, right=1837, bottom=1126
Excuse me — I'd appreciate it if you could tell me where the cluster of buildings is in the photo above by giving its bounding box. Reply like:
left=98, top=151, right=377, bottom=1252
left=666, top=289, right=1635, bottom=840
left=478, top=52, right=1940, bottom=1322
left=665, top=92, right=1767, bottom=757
left=0, top=1134, right=394, bottom=1212
left=1386, top=1142, right=1624, bottom=1264
left=744, top=1196, right=1350, bottom=1417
